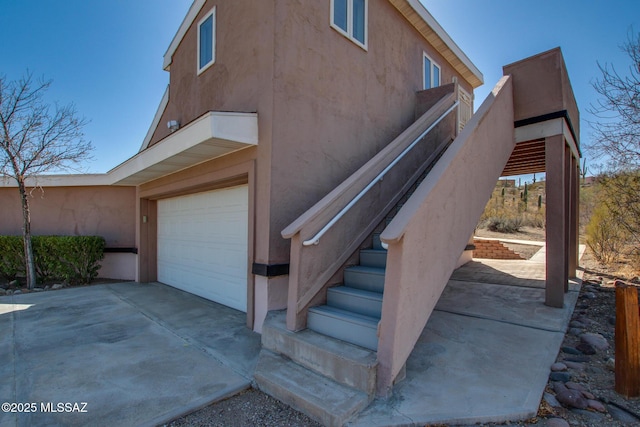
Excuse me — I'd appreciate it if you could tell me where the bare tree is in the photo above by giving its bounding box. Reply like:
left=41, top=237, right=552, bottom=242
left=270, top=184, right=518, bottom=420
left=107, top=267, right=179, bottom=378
left=0, top=72, right=92, bottom=289
left=587, top=31, right=640, bottom=169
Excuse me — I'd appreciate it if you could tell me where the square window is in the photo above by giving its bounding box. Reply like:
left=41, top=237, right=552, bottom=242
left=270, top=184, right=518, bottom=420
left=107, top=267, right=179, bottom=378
left=197, top=7, right=216, bottom=74
left=331, top=0, right=367, bottom=50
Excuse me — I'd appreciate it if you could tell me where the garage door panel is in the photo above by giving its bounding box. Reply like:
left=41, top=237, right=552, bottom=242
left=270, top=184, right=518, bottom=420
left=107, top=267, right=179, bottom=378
left=157, top=185, right=248, bottom=312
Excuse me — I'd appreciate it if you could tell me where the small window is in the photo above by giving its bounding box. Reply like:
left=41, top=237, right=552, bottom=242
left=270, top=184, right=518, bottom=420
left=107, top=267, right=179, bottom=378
left=423, top=53, right=441, bottom=89
left=331, top=0, right=367, bottom=49
left=197, top=7, right=216, bottom=74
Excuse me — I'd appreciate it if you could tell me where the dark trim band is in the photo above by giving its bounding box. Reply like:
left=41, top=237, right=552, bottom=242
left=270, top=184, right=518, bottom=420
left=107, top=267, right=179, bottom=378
left=465, top=244, right=476, bottom=251
left=104, top=247, right=138, bottom=254
left=252, top=263, right=290, bottom=277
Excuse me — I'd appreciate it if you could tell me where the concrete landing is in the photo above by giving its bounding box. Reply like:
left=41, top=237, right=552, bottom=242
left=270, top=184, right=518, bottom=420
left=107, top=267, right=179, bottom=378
left=349, top=255, right=581, bottom=426
left=0, top=282, right=261, bottom=427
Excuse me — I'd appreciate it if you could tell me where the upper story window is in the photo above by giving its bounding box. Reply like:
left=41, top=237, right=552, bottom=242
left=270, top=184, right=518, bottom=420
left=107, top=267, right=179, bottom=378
left=423, top=53, right=441, bottom=89
left=331, top=0, right=367, bottom=50
left=197, top=7, right=216, bottom=74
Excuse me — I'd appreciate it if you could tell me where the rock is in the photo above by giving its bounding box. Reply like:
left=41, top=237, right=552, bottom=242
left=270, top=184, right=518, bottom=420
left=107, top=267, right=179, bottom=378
left=554, top=382, right=588, bottom=409
left=44, top=285, right=51, bottom=290
left=565, top=382, right=588, bottom=393
left=570, top=320, right=586, bottom=328
left=563, top=361, right=585, bottom=371
left=561, top=346, right=582, bottom=355
left=13, top=290, right=22, bottom=295
left=564, top=355, right=590, bottom=363
left=546, top=417, right=570, bottom=427
left=582, top=391, right=595, bottom=400
left=580, top=332, right=609, bottom=351
left=570, top=408, right=606, bottom=421
left=9, top=279, right=19, bottom=287
left=608, top=404, right=640, bottom=424
left=544, top=392, right=562, bottom=408
left=608, top=316, right=616, bottom=325
left=606, top=357, right=615, bottom=371
left=52, top=284, right=63, bottom=290
left=0, top=288, right=6, bottom=296
left=568, top=328, right=582, bottom=336
left=577, top=303, right=589, bottom=309
left=576, top=342, right=596, bottom=355
left=551, top=362, right=567, bottom=372
left=5, top=290, right=12, bottom=295
left=550, top=372, right=572, bottom=382
left=581, top=292, right=597, bottom=299
left=33, top=287, right=44, bottom=292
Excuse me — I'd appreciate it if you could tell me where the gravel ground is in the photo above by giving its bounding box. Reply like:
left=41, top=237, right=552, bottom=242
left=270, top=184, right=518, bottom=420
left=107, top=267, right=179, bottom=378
left=163, top=389, right=321, bottom=427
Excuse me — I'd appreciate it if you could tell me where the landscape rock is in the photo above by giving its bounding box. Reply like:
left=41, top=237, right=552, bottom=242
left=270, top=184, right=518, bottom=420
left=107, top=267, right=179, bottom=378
left=570, top=320, right=586, bottom=328
left=13, top=290, right=22, bottom=295
left=564, top=355, right=590, bottom=363
left=563, top=361, right=585, bottom=371
left=551, top=362, right=567, bottom=372
left=606, top=357, right=615, bottom=371
left=587, top=399, right=606, bottom=412
left=570, top=408, right=606, bottom=421
left=581, top=292, right=597, bottom=299
left=544, top=392, right=562, bottom=408
left=608, top=404, right=640, bottom=424
left=550, top=372, right=571, bottom=382
left=580, top=332, right=609, bottom=351
left=546, top=417, right=570, bottom=427
left=553, top=382, right=588, bottom=409
left=44, top=285, right=51, bottom=290
left=568, top=328, right=582, bottom=336
left=52, top=284, right=63, bottom=290
left=33, top=287, right=44, bottom=292
left=565, top=382, right=588, bottom=393
left=5, top=290, right=12, bottom=295
left=9, top=279, right=19, bottom=287
left=561, top=346, right=582, bottom=355
left=0, top=289, right=6, bottom=296
left=575, top=342, right=596, bottom=355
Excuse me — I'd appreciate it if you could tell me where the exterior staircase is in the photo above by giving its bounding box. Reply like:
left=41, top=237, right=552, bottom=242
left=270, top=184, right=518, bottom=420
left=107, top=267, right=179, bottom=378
left=306, top=234, right=386, bottom=351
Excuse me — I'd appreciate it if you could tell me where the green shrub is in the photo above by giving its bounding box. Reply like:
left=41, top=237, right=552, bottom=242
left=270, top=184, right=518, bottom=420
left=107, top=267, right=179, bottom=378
left=0, top=236, right=25, bottom=280
left=0, top=235, right=105, bottom=285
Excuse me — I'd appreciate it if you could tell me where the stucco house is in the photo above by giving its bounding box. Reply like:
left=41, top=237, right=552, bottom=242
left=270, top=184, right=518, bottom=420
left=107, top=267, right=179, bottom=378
left=1, top=0, right=581, bottom=423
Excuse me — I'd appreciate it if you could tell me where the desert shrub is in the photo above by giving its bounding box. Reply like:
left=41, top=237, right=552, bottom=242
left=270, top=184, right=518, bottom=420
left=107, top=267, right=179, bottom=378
left=586, top=203, right=625, bottom=264
left=486, top=216, right=523, bottom=233
left=0, top=236, right=25, bottom=280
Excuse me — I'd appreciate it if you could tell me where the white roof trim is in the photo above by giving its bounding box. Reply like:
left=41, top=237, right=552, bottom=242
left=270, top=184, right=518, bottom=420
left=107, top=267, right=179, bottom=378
left=108, top=111, right=258, bottom=185
left=139, top=85, right=170, bottom=152
left=163, top=0, right=207, bottom=71
left=406, top=0, right=483, bottom=85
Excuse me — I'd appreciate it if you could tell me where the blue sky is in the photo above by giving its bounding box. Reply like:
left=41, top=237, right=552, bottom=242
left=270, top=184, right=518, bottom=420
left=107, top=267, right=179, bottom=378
left=1, top=0, right=639, bottom=174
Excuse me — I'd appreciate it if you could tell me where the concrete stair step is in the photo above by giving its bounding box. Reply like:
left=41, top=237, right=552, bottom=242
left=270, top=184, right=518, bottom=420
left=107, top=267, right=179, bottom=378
left=372, top=233, right=384, bottom=250
left=327, top=286, right=382, bottom=319
left=359, top=248, right=387, bottom=268
left=261, top=311, right=377, bottom=395
left=307, top=305, right=379, bottom=351
left=344, top=265, right=385, bottom=293
left=254, top=349, right=371, bottom=427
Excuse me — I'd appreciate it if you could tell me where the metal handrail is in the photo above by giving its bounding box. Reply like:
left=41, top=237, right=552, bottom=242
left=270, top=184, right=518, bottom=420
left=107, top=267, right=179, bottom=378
left=303, top=100, right=459, bottom=246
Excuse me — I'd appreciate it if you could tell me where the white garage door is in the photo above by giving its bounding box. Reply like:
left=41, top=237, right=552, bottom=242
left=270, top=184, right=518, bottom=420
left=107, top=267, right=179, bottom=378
left=157, top=185, right=248, bottom=312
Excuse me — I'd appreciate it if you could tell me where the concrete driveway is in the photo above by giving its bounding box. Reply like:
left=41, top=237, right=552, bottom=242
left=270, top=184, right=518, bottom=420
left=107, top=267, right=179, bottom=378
left=0, top=282, right=261, bottom=427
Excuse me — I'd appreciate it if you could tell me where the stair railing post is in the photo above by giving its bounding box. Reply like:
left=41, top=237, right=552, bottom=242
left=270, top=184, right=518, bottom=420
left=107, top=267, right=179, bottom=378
left=615, top=281, right=640, bottom=397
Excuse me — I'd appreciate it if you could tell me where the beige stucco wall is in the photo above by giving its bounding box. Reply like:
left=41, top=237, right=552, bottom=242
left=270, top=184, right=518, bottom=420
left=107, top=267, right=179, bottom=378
left=145, top=0, right=475, bottom=267
left=503, top=47, right=580, bottom=139
left=268, top=0, right=474, bottom=262
left=0, top=186, right=135, bottom=247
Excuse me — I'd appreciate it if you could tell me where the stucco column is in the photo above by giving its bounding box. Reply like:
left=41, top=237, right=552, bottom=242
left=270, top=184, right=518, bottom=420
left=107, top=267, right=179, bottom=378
left=569, top=155, right=579, bottom=276
left=563, top=144, right=571, bottom=292
left=545, top=134, right=566, bottom=308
